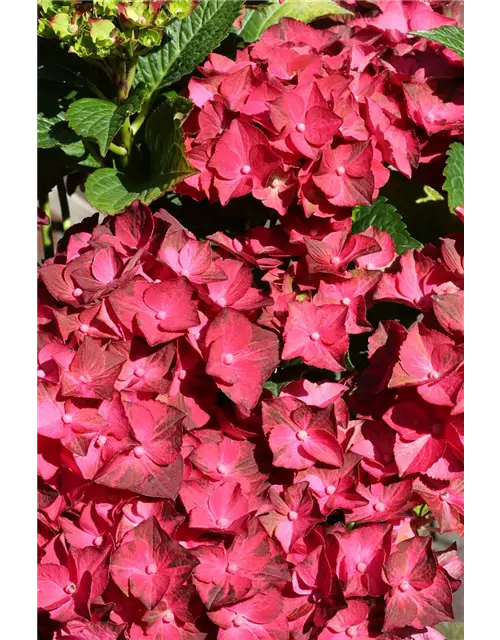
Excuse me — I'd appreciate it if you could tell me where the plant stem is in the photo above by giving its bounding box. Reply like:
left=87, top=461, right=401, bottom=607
left=117, top=55, right=138, bottom=103
left=40, top=195, right=54, bottom=260
left=108, top=142, right=128, bottom=156
left=125, top=55, right=138, bottom=98
left=131, top=95, right=153, bottom=135
left=119, top=117, right=132, bottom=169
left=115, top=56, right=139, bottom=168
left=41, top=223, right=54, bottom=259
left=57, top=179, right=72, bottom=232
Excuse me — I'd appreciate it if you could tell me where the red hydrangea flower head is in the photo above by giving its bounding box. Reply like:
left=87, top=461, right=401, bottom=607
left=37, top=0, right=464, bottom=634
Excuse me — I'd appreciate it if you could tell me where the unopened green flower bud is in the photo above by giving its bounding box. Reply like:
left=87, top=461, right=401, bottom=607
left=138, top=27, right=163, bottom=48
left=89, top=18, right=116, bottom=46
left=37, top=18, right=56, bottom=38
left=295, top=293, right=310, bottom=302
left=154, top=9, right=171, bottom=29
left=69, top=33, right=95, bottom=58
left=122, top=1, right=155, bottom=28
left=38, top=0, right=72, bottom=18
left=39, top=0, right=190, bottom=58
left=168, top=0, right=195, bottom=20
left=50, top=13, right=79, bottom=41
left=38, top=1, right=55, bottom=18
left=93, top=0, right=119, bottom=17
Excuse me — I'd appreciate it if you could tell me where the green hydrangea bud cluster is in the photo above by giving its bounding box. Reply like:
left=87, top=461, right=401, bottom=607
left=37, top=0, right=195, bottom=59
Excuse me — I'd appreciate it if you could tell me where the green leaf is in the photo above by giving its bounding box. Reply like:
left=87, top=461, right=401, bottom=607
left=66, top=89, right=148, bottom=156
left=352, top=197, right=423, bottom=255
left=443, top=142, right=464, bottom=214
left=84, top=168, right=141, bottom=215
left=135, top=0, right=243, bottom=99
left=38, top=110, right=74, bottom=149
left=263, top=381, right=280, bottom=397
left=66, top=98, right=124, bottom=156
left=159, top=92, right=194, bottom=126
left=435, top=622, right=464, bottom=640
left=37, top=82, right=82, bottom=149
left=410, top=25, right=464, bottom=58
left=52, top=139, right=102, bottom=169
left=237, top=0, right=351, bottom=43
left=84, top=100, right=195, bottom=214
left=263, top=379, right=292, bottom=397
left=122, top=83, right=151, bottom=116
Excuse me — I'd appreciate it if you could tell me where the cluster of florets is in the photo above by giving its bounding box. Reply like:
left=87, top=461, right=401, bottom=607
left=37, top=0, right=195, bottom=58
left=178, top=6, right=463, bottom=217
left=37, top=196, right=463, bottom=639
left=37, top=3, right=463, bottom=640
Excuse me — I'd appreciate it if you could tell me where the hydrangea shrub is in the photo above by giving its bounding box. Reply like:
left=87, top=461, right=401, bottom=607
left=37, top=2, right=464, bottom=639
